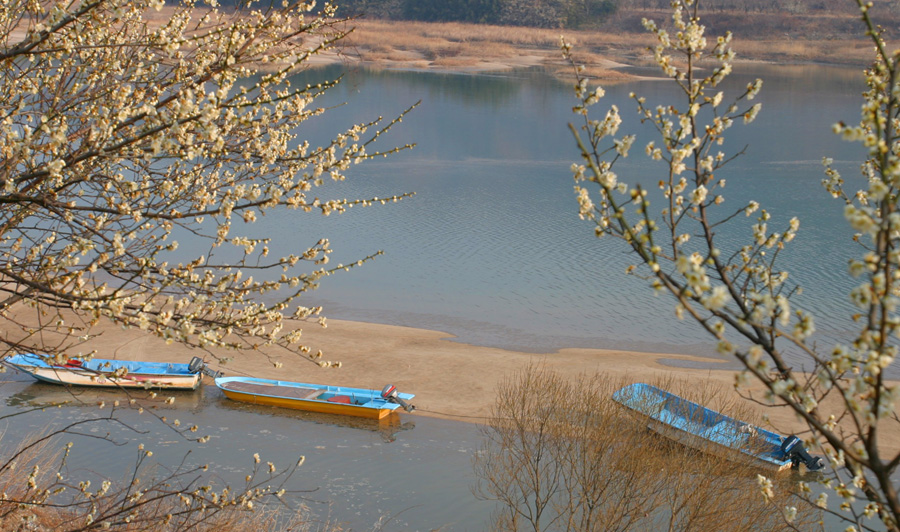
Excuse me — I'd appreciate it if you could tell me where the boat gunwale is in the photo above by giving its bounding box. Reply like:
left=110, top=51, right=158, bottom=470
left=4, top=354, right=197, bottom=376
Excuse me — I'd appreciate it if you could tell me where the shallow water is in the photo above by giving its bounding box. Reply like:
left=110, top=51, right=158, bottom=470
left=0, top=370, right=492, bottom=531
left=2, top=368, right=886, bottom=532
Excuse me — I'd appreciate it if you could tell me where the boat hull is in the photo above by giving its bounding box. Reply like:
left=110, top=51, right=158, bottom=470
left=215, top=377, right=414, bottom=420
left=643, top=415, right=792, bottom=472
left=2, top=354, right=202, bottom=390
left=219, top=388, right=394, bottom=419
left=613, top=383, right=792, bottom=472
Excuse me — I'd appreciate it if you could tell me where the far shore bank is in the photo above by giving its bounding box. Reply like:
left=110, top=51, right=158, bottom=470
left=138, top=8, right=877, bottom=80
left=311, top=18, right=875, bottom=81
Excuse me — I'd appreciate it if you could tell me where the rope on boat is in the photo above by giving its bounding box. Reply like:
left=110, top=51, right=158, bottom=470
left=412, top=407, right=490, bottom=421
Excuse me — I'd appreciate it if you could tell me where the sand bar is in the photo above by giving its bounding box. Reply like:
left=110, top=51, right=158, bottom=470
left=47, top=316, right=899, bottom=457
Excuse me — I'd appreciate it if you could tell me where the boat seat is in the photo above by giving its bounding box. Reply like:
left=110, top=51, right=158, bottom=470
left=656, top=409, right=707, bottom=435
left=222, top=381, right=322, bottom=400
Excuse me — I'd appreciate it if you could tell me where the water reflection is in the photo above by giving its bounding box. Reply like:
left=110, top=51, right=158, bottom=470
left=3, top=380, right=205, bottom=411
left=295, top=63, right=557, bottom=108
left=0, top=377, right=488, bottom=531
left=5, top=380, right=414, bottom=444
left=215, top=397, right=416, bottom=444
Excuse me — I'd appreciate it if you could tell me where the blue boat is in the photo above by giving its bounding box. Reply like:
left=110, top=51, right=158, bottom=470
left=613, top=383, right=823, bottom=472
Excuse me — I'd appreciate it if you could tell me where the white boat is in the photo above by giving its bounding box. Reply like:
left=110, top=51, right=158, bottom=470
left=2, top=353, right=220, bottom=390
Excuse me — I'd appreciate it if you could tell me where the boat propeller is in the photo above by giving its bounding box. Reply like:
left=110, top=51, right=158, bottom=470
left=780, top=435, right=825, bottom=471
left=188, top=356, right=223, bottom=379
left=381, top=384, right=415, bottom=412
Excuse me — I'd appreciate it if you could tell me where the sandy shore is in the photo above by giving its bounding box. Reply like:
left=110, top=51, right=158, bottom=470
left=63, top=318, right=824, bottom=436
left=5, top=303, right=900, bottom=455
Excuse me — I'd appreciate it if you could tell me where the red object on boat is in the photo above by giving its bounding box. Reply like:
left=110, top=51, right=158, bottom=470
left=327, top=395, right=352, bottom=404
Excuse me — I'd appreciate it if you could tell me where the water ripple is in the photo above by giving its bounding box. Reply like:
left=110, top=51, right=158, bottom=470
left=206, top=65, right=887, bottom=374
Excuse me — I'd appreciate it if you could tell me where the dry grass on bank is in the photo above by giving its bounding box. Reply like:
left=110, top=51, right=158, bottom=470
left=336, top=19, right=652, bottom=79
left=474, top=367, right=823, bottom=532
left=139, top=6, right=876, bottom=78
left=332, top=16, right=876, bottom=78
left=733, top=37, right=874, bottom=66
left=342, top=19, right=564, bottom=49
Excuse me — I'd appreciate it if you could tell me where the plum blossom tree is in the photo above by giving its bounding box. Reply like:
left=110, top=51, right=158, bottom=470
left=0, top=0, right=413, bottom=367
left=566, top=0, right=900, bottom=530
left=0, top=1, right=413, bottom=528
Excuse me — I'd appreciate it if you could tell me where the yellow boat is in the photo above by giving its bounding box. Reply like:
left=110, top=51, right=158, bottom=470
left=215, top=376, right=415, bottom=420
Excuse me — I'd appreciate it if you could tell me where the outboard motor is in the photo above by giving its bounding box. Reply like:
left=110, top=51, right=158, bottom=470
left=382, top=384, right=415, bottom=412
left=188, top=356, right=223, bottom=379
left=780, top=435, right=825, bottom=471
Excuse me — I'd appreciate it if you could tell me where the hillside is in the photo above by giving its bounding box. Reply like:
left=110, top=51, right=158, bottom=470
left=334, top=0, right=900, bottom=36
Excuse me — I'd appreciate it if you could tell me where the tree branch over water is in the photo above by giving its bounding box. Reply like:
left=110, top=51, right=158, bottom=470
left=0, top=0, right=414, bottom=528
left=566, top=0, right=900, bottom=529
left=0, top=0, right=414, bottom=367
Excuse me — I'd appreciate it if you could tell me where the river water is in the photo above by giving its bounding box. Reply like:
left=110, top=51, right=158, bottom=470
left=260, top=63, right=868, bottom=361
left=0, top=63, right=876, bottom=530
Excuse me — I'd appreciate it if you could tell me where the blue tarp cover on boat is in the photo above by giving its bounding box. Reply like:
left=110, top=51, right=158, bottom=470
left=5, top=353, right=194, bottom=375
left=613, top=383, right=791, bottom=468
